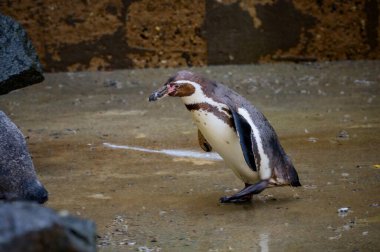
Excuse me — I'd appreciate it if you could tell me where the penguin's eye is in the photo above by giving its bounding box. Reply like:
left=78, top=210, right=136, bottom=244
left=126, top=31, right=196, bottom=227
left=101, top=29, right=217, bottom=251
left=169, top=83, right=179, bottom=88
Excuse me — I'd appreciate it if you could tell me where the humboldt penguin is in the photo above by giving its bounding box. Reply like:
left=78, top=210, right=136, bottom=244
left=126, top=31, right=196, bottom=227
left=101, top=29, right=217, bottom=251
left=149, top=71, right=301, bottom=203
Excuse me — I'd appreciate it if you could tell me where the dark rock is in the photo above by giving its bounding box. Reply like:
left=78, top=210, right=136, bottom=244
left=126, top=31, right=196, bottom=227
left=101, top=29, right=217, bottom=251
left=0, top=111, right=48, bottom=203
left=103, top=79, right=123, bottom=89
left=337, top=130, right=350, bottom=140
left=0, top=13, right=44, bottom=95
left=0, top=202, right=96, bottom=252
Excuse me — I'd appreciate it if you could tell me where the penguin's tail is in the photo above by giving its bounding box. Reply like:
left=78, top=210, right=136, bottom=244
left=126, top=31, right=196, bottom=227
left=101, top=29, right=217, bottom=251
left=289, top=166, right=301, bottom=187
left=285, top=155, right=301, bottom=187
left=271, top=154, right=301, bottom=187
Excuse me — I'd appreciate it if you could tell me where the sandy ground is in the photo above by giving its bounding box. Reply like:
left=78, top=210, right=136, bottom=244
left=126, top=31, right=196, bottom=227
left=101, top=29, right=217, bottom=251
left=1, top=61, right=379, bottom=251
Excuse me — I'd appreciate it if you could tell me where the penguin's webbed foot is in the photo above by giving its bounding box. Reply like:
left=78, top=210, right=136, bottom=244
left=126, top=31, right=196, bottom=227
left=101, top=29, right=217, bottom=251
left=220, top=194, right=252, bottom=203
left=219, top=180, right=269, bottom=204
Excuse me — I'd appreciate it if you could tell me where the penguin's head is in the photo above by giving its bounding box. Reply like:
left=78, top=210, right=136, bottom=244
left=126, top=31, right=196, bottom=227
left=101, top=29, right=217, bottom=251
left=148, top=71, right=198, bottom=102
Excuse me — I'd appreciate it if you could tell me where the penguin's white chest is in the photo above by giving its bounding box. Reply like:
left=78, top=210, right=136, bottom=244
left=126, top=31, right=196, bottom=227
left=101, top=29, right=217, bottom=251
left=190, top=109, right=259, bottom=184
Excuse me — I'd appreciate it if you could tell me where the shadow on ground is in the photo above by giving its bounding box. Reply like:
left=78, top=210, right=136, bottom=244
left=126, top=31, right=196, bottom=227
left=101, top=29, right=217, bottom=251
left=1, top=61, right=379, bottom=251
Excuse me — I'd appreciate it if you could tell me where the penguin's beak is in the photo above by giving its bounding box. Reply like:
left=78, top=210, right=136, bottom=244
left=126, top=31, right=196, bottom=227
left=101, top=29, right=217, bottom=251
left=148, top=85, right=169, bottom=102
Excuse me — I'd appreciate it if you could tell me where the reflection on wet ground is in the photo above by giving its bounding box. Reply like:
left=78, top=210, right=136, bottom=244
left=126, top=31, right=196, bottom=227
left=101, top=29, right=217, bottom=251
left=103, top=143, right=222, bottom=160
left=1, top=61, right=379, bottom=251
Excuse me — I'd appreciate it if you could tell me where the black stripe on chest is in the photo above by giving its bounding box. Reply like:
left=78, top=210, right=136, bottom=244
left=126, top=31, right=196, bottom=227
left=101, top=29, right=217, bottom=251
left=185, top=103, right=234, bottom=129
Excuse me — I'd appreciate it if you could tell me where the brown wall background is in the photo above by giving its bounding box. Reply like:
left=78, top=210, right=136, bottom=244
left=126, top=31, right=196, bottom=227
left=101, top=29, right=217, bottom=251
left=1, top=0, right=379, bottom=72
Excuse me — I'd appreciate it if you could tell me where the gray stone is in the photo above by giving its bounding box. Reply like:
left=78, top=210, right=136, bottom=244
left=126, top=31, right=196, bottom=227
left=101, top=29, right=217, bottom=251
left=0, top=13, right=44, bottom=95
left=0, top=111, right=48, bottom=203
left=0, top=202, right=96, bottom=252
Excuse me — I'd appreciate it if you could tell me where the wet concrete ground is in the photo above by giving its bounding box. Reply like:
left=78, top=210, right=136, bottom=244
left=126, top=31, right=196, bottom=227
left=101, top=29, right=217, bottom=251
left=1, top=61, right=379, bottom=251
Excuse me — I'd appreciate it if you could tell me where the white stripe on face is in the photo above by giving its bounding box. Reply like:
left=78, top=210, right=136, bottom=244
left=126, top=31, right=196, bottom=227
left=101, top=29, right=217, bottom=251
left=175, top=80, right=230, bottom=116
left=237, top=108, right=271, bottom=180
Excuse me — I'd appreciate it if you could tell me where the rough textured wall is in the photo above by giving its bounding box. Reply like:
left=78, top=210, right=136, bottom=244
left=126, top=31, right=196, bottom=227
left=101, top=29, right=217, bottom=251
left=126, top=0, right=206, bottom=68
left=1, top=0, right=379, bottom=72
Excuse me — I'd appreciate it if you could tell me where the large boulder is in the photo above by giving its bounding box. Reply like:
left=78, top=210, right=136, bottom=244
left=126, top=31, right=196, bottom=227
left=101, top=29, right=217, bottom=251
left=0, top=13, right=44, bottom=95
left=0, top=111, right=48, bottom=203
left=0, top=202, right=96, bottom=252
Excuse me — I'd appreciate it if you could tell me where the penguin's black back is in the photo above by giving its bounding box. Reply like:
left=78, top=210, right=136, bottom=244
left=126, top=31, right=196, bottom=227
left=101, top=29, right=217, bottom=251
left=211, top=81, right=301, bottom=186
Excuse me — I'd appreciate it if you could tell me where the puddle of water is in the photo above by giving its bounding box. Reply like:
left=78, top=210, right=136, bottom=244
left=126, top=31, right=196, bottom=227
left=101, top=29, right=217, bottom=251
left=103, top=142, right=223, bottom=161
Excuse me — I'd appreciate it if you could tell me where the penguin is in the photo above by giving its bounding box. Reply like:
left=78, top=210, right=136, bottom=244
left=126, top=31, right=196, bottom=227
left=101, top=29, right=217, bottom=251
left=148, top=70, right=301, bottom=203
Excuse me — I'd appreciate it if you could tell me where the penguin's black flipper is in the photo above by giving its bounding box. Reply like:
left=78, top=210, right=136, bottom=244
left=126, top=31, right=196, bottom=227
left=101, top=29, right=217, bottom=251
left=198, top=130, right=212, bottom=152
left=229, top=108, right=257, bottom=172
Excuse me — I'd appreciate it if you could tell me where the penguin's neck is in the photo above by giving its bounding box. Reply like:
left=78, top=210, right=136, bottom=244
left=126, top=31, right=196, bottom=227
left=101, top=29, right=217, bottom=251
left=178, top=81, right=227, bottom=112
left=177, top=81, right=233, bottom=128
left=180, top=81, right=209, bottom=105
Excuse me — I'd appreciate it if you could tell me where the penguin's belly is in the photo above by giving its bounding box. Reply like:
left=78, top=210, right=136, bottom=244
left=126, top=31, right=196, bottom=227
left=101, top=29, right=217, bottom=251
left=191, top=110, right=259, bottom=184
